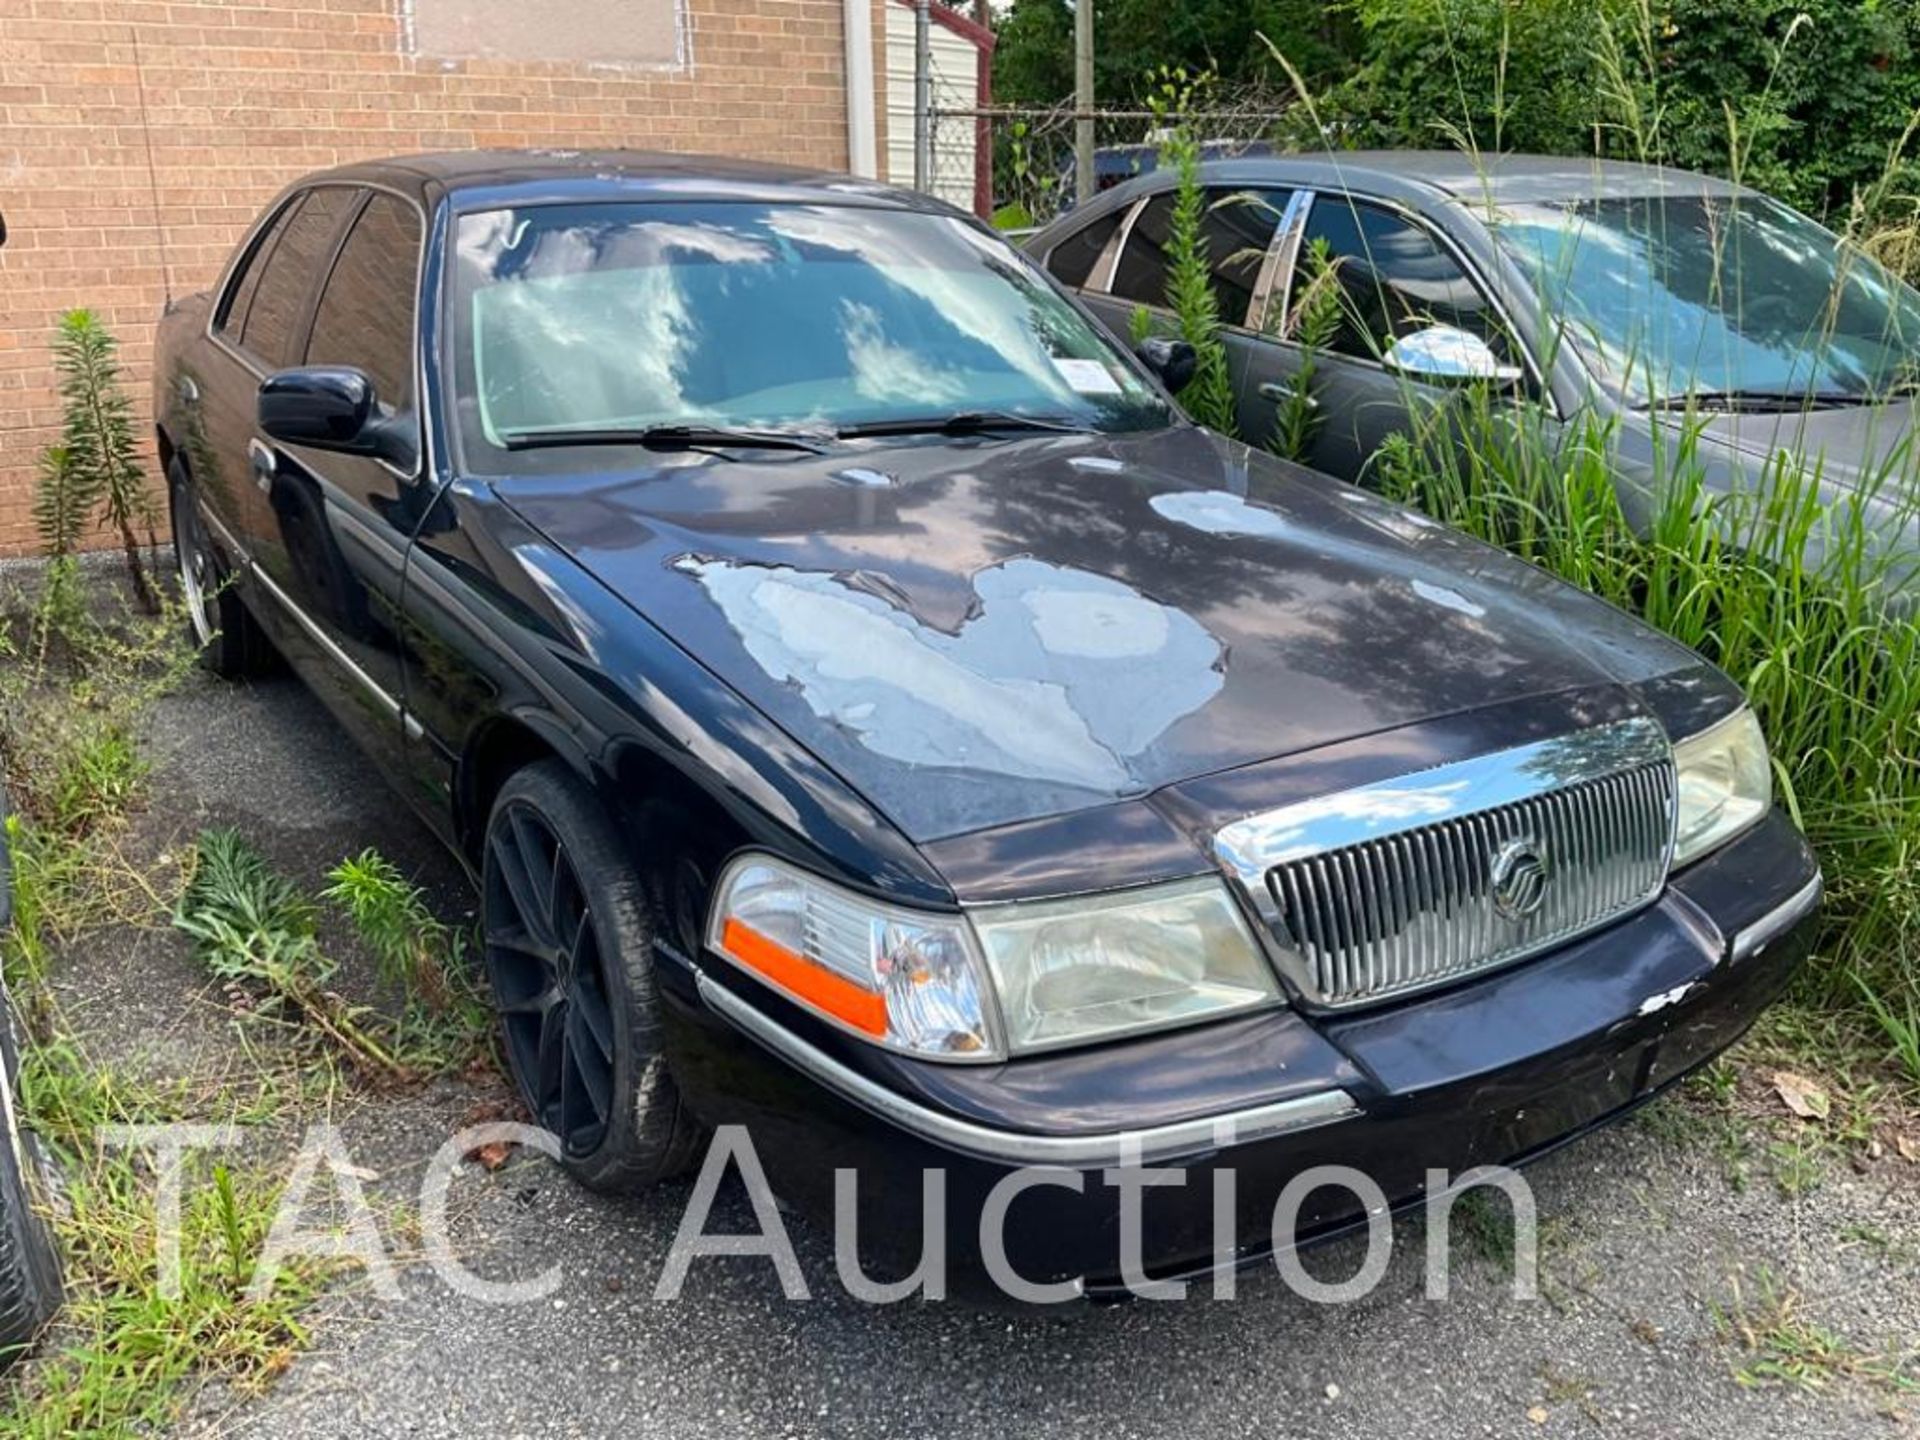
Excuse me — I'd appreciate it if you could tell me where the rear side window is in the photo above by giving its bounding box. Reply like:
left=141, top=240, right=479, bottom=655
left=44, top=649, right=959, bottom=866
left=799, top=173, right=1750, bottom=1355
left=1300, top=196, right=1510, bottom=361
left=306, top=194, right=422, bottom=411
left=1043, top=207, right=1124, bottom=289
left=1107, top=193, right=1176, bottom=308
left=1108, top=188, right=1292, bottom=326
left=215, top=200, right=296, bottom=339
left=240, top=187, right=356, bottom=367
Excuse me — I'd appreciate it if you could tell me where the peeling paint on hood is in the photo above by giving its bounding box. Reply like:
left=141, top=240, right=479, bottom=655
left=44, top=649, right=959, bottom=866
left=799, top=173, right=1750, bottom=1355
left=1149, top=488, right=1296, bottom=540
left=493, top=425, right=1723, bottom=841
left=675, top=555, right=1224, bottom=794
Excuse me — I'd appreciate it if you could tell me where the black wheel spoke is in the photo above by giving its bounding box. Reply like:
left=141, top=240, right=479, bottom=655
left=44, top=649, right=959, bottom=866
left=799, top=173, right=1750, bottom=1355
left=508, top=809, right=558, bottom=937
left=496, top=981, right=558, bottom=1017
left=535, top=1000, right=567, bottom=1126
left=489, top=829, right=547, bottom=945
left=572, top=968, right=615, bottom=1063
left=566, top=1011, right=614, bottom=1123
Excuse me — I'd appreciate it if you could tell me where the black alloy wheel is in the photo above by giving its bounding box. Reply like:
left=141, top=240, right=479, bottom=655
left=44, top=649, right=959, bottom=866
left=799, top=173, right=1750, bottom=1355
left=480, top=762, right=702, bottom=1190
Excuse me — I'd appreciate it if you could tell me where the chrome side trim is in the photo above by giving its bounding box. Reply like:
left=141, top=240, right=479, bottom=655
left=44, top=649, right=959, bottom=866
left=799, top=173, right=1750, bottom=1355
left=247, top=559, right=423, bottom=739
left=196, top=503, right=250, bottom=567
left=1730, top=874, right=1822, bottom=965
left=1091, top=193, right=1153, bottom=295
left=696, top=974, right=1358, bottom=1167
left=1248, top=189, right=1313, bottom=335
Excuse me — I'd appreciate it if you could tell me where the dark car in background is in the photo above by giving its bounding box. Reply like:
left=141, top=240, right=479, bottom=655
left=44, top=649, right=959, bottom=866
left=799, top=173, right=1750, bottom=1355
left=153, top=150, right=1820, bottom=1294
left=1029, top=153, right=1920, bottom=560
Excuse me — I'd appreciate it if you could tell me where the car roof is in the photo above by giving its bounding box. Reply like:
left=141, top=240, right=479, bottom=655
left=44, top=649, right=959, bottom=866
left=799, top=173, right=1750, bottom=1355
left=1149, top=150, right=1753, bottom=207
left=289, top=149, right=944, bottom=212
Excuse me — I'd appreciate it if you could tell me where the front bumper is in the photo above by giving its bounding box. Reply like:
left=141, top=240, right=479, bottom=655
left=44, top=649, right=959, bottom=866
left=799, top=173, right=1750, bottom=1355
left=659, top=809, right=1819, bottom=1296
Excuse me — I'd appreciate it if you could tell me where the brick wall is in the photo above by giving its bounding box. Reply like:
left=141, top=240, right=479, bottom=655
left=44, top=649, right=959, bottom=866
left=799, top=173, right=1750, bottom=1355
left=0, top=0, right=865, bottom=556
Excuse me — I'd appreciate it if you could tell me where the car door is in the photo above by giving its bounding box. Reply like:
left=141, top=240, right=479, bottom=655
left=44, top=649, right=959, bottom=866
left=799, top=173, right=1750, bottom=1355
left=196, top=189, right=348, bottom=572
left=249, top=187, right=428, bottom=780
left=1045, top=183, right=1295, bottom=423
left=1237, top=192, right=1547, bottom=481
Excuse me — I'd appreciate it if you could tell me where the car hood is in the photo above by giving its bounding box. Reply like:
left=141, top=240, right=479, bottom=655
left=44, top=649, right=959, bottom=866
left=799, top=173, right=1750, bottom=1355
left=1676, top=399, right=1917, bottom=488
left=492, top=427, right=1711, bottom=842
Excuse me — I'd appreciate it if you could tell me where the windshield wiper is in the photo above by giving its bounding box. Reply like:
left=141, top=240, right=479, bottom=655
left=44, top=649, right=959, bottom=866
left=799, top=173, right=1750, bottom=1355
left=1637, top=387, right=1870, bottom=413
left=499, top=424, right=831, bottom=454
left=836, top=410, right=1097, bottom=440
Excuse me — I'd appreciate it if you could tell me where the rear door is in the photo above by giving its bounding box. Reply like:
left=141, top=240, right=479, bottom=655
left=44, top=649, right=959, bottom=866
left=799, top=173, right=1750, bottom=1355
left=250, top=188, right=429, bottom=780
left=1043, top=183, right=1295, bottom=429
left=198, top=189, right=350, bottom=568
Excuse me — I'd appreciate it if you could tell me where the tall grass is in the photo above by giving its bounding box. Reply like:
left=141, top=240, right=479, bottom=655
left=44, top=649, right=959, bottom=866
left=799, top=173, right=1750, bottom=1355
left=1374, top=399, right=1920, bottom=1067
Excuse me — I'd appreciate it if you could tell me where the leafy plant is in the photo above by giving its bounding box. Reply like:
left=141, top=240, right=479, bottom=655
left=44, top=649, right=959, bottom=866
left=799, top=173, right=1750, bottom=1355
left=51, top=309, right=157, bottom=611
left=175, top=832, right=409, bottom=1081
left=322, top=849, right=454, bottom=1011
left=3, top=1045, right=331, bottom=1438
left=30, top=446, right=93, bottom=562
left=1268, top=236, right=1343, bottom=461
left=1147, top=67, right=1239, bottom=435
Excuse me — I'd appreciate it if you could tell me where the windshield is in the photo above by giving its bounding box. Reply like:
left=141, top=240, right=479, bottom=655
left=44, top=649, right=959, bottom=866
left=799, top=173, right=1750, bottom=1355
left=448, top=201, right=1169, bottom=467
left=1491, top=193, right=1920, bottom=405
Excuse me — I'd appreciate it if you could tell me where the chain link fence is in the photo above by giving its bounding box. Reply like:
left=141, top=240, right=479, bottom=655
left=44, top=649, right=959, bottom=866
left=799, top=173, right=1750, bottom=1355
left=926, top=91, right=1300, bottom=229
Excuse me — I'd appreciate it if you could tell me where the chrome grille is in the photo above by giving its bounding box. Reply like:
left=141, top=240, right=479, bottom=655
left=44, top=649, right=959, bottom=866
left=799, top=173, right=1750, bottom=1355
left=1211, top=718, right=1677, bottom=1010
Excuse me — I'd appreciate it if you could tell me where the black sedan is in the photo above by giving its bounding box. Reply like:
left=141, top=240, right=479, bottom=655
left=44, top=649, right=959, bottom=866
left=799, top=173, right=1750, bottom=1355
left=154, top=151, right=1821, bottom=1296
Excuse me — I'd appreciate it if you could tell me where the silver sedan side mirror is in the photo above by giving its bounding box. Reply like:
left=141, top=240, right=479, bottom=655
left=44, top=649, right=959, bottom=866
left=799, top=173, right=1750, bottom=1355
left=1382, top=324, right=1524, bottom=387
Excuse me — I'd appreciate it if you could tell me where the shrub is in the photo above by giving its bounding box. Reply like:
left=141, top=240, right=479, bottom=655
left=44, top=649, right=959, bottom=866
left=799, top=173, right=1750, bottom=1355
left=1148, top=68, right=1239, bottom=435
left=50, top=309, right=158, bottom=611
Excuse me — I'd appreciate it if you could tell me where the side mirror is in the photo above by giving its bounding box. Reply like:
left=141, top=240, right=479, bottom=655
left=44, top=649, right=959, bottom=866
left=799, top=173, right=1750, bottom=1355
left=1382, top=324, right=1524, bottom=388
left=1136, top=337, right=1198, bottom=394
left=258, top=366, right=417, bottom=469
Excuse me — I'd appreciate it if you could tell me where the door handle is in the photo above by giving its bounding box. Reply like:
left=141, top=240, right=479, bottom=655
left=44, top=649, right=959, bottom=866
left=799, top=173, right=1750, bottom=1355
left=1258, top=381, right=1318, bottom=409
left=248, top=438, right=277, bottom=493
left=177, top=375, right=200, bottom=407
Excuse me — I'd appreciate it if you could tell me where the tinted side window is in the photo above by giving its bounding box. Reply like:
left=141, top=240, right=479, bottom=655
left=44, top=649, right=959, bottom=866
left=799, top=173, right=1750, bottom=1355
left=216, top=200, right=296, bottom=338
left=306, top=194, right=422, bottom=410
left=1300, top=197, right=1508, bottom=361
left=1109, top=188, right=1291, bottom=325
left=241, top=187, right=355, bottom=366
left=1044, top=207, right=1124, bottom=289
left=1107, top=193, right=1176, bottom=309
left=1201, top=188, right=1290, bottom=325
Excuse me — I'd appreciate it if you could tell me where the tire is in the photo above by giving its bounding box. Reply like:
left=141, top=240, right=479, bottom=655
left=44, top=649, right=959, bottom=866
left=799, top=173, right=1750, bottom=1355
left=168, top=456, right=271, bottom=678
left=480, top=761, right=702, bottom=1192
left=0, top=791, right=62, bottom=1363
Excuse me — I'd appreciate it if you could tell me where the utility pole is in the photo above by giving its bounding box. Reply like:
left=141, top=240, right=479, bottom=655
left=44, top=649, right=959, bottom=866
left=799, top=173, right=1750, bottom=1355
left=912, top=0, right=933, bottom=192
left=1074, top=0, right=1094, bottom=204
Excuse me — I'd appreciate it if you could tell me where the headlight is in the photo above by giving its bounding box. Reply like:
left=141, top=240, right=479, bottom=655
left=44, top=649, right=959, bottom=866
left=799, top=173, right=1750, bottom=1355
left=1671, top=707, right=1771, bottom=867
left=708, top=860, right=1280, bottom=1060
left=708, top=856, right=1000, bottom=1060
left=970, top=876, right=1278, bottom=1054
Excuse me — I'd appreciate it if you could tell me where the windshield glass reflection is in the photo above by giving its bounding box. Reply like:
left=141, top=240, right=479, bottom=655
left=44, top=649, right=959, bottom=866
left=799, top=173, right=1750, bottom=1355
left=1492, top=193, right=1920, bottom=404
left=450, top=202, right=1169, bottom=469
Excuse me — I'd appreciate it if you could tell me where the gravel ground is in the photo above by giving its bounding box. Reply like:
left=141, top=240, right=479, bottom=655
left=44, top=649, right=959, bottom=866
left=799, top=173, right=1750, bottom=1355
left=43, top=666, right=1920, bottom=1439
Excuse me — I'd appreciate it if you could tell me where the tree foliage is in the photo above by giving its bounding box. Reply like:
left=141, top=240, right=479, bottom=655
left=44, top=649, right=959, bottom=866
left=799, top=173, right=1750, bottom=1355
left=992, top=0, right=1357, bottom=109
